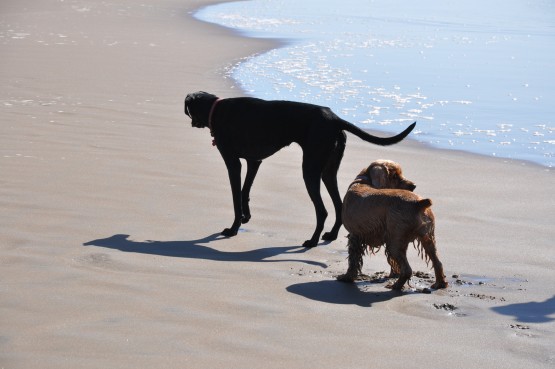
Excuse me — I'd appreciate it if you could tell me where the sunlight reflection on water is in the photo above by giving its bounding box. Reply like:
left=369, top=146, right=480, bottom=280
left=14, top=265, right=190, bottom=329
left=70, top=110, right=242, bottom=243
left=196, top=0, right=554, bottom=167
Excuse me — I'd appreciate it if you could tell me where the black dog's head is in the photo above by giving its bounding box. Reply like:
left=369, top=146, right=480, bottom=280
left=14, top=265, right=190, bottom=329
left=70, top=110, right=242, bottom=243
left=184, top=91, right=219, bottom=128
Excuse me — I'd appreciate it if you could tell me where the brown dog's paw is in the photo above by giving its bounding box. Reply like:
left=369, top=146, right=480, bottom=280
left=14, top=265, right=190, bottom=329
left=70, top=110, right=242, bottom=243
left=431, top=281, right=449, bottom=289
left=336, top=274, right=356, bottom=283
left=386, top=280, right=407, bottom=291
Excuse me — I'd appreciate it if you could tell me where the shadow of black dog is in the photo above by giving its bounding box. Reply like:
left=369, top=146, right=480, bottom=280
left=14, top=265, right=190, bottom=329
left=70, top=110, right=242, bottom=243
left=287, top=280, right=399, bottom=307
left=83, top=233, right=326, bottom=267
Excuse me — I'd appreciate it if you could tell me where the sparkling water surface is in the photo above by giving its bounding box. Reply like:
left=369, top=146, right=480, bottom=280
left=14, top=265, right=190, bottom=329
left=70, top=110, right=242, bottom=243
left=195, top=0, right=554, bottom=167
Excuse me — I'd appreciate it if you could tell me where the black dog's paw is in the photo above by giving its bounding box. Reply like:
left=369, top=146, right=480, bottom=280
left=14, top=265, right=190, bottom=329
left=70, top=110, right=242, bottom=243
left=221, top=228, right=238, bottom=237
left=302, top=239, right=318, bottom=248
left=321, top=231, right=338, bottom=241
left=241, top=215, right=251, bottom=224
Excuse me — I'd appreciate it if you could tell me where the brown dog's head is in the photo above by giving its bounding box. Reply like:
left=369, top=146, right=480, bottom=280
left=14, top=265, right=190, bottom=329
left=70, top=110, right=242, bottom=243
left=184, top=91, right=219, bottom=128
left=362, top=159, right=416, bottom=191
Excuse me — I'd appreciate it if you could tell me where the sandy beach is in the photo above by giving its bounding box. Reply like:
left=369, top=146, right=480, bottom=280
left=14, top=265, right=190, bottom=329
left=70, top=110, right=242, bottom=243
left=1, top=0, right=554, bottom=368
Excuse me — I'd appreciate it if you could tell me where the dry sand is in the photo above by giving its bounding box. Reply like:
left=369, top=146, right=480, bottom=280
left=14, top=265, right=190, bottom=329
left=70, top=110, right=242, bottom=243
left=1, top=0, right=554, bottom=368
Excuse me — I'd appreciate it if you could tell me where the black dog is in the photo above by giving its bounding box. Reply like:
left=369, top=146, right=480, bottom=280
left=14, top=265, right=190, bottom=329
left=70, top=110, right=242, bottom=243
left=184, top=91, right=415, bottom=247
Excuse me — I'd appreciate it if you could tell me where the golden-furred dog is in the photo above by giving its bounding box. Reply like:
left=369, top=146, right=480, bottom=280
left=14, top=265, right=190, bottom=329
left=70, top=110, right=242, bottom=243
left=337, top=160, right=448, bottom=290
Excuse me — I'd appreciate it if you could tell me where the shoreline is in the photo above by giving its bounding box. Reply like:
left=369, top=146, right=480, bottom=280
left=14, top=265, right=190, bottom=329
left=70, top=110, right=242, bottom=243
left=1, top=1, right=554, bottom=368
left=187, top=1, right=286, bottom=94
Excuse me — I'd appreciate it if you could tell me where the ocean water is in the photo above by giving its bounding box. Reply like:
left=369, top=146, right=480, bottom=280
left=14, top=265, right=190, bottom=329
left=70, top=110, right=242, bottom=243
left=195, top=0, right=554, bottom=168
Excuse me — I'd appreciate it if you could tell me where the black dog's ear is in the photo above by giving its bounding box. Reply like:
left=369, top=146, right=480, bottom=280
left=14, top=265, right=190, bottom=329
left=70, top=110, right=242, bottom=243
left=184, top=93, right=196, bottom=118
left=184, top=91, right=219, bottom=119
left=184, top=99, right=191, bottom=118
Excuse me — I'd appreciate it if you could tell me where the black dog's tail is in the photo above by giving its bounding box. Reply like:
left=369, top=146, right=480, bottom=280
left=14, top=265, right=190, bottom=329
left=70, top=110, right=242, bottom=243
left=341, top=120, right=416, bottom=146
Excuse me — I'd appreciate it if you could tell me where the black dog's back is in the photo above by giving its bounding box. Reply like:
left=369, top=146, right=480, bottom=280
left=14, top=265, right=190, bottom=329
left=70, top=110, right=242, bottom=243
left=213, top=98, right=343, bottom=158
left=213, top=97, right=415, bottom=154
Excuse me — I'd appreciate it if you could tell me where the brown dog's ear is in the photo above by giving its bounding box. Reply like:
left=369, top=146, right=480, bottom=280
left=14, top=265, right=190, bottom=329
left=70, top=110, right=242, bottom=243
left=369, top=163, right=388, bottom=189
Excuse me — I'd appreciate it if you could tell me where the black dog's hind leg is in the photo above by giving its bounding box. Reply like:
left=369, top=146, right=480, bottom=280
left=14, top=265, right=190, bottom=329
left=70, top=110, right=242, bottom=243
left=301, top=156, right=328, bottom=248
left=241, top=159, right=261, bottom=224
left=321, top=132, right=346, bottom=241
left=222, top=156, right=243, bottom=237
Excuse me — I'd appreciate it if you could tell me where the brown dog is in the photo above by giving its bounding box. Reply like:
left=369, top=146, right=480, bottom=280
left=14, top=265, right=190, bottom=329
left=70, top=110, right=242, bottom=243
left=337, top=160, right=448, bottom=290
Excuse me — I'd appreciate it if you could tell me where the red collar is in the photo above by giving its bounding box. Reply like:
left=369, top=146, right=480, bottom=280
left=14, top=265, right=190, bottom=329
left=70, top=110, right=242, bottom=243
left=349, top=175, right=372, bottom=189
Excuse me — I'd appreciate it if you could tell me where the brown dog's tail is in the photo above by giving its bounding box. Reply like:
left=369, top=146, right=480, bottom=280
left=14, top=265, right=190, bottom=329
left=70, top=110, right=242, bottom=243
left=341, top=120, right=416, bottom=146
left=418, top=198, right=433, bottom=210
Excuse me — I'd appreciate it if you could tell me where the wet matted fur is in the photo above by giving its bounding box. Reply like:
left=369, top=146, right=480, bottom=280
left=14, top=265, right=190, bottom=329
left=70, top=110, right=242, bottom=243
left=184, top=91, right=416, bottom=247
left=338, top=160, right=448, bottom=290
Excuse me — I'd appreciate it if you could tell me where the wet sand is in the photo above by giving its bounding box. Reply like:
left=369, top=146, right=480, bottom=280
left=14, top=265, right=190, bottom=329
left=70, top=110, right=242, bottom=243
left=1, top=0, right=554, bottom=368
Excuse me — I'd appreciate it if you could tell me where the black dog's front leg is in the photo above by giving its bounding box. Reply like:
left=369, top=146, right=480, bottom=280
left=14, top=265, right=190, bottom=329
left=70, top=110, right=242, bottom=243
left=222, top=156, right=243, bottom=237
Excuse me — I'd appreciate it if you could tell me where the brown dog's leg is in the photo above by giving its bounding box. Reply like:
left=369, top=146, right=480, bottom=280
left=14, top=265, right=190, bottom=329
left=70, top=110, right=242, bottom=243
left=388, top=266, right=400, bottom=278
left=387, top=241, right=412, bottom=290
left=420, top=234, right=448, bottom=289
left=337, top=234, right=364, bottom=283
